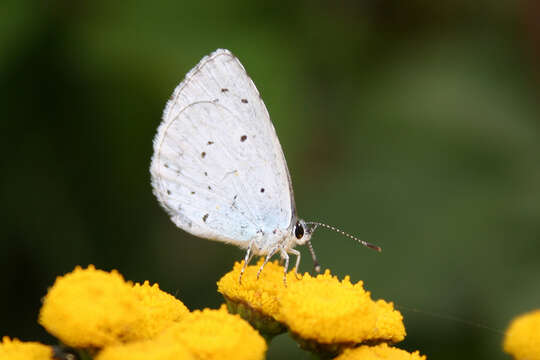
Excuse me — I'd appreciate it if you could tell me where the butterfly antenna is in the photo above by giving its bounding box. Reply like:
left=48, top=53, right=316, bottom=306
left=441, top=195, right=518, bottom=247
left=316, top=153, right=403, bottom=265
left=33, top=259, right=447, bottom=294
left=306, top=222, right=382, bottom=252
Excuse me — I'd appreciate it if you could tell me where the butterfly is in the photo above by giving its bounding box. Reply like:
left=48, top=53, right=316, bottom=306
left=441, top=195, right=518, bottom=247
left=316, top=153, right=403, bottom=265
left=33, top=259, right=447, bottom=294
left=150, top=49, right=380, bottom=284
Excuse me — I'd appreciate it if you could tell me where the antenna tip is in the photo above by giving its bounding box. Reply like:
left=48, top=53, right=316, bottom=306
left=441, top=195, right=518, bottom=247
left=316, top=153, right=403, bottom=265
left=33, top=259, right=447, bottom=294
left=314, top=264, right=321, bottom=273
left=368, top=244, right=382, bottom=252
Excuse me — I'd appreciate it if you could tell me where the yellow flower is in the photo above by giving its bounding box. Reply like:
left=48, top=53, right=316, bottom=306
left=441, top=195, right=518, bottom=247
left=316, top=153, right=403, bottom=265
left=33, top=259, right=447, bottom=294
left=39, top=265, right=141, bottom=348
left=217, top=260, right=295, bottom=318
left=159, top=306, right=267, bottom=360
left=96, top=339, right=194, bottom=360
left=335, top=343, right=426, bottom=360
left=503, top=309, right=540, bottom=360
left=39, top=265, right=189, bottom=348
left=280, top=270, right=405, bottom=355
left=0, top=337, right=53, bottom=360
left=217, top=260, right=293, bottom=337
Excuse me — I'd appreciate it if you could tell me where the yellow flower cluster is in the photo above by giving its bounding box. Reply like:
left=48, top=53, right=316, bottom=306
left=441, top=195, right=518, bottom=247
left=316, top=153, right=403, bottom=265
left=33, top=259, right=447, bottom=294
left=37, top=258, right=540, bottom=360
left=0, top=337, right=53, bottom=360
left=503, top=309, right=540, bottom=360
left=17, top=258, right=540, bottom=359
left=5, top=259, right=540, bottom=359
left=38, top=265, right=266, bottom=360
left=218, top=260, right=416, bottom=358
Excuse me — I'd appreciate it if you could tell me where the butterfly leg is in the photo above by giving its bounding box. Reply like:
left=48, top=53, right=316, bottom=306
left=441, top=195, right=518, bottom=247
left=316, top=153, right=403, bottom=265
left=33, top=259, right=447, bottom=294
left=279, top=248, right=290, bottom=286
left=239, top=240, right=255, bottom=284
left=288, top=248, right=302, bottom=280
left=256, top=246, right=278, bottom=280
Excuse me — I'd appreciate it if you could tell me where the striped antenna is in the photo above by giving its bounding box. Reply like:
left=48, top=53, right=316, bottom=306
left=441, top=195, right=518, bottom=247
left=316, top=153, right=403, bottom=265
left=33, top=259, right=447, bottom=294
left=306, top=222, right=382, bottom=252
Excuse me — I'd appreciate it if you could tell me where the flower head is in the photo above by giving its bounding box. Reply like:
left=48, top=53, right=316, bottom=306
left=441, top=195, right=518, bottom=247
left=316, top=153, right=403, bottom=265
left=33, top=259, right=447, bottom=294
left=0, top=337, right=53, bottom=360
left=503, top=309, right=540, bottom=360
left=335, top=343, right=426, bottom=360
left=39, top=265, right=189, bottom=348
left=279, top=270, right=405, bottom=354
left=217, top=260, right=294, bottom=337
left=39, top=265, right=141, bottom=348
left=159, top=306, right=267, bottom=360
left=217, top=260, right=296, bottom=318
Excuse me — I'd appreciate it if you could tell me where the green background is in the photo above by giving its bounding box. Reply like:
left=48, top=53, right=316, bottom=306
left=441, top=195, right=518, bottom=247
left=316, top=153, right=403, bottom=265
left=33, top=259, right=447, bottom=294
left=1, top=1, right=539, bottom=359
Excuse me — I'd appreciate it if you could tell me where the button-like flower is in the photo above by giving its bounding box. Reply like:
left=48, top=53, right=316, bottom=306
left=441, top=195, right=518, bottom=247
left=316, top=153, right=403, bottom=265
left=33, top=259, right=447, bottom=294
left=217, top=260, right=295, bottom=338
left=39, top=265, right=189, bottom=349
left=280, top=270, right=405, bottom=355
left=503, top=309, right=540, bottom=360
left=158, top=306, right=267, bottom=360
left=0, top=337, right=53, bottom=360
left=334, top=343, right=426, bottom=359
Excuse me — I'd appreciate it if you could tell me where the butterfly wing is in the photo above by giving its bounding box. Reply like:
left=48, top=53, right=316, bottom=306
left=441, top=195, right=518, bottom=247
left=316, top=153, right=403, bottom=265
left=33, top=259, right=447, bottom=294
left=150, top=49, right=295, bottom=248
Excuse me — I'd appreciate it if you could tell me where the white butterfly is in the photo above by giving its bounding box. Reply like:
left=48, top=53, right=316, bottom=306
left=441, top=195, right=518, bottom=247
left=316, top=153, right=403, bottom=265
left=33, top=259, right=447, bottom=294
left=150, top=49, right=380, bottom=283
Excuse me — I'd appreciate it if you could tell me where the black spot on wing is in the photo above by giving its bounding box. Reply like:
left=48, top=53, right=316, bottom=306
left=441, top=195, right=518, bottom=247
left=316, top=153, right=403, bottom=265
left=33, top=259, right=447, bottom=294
left=260, top=188, right=265, bottom=193
left=241, top=98, right=248, bottom=103
left=166, top=189, right=171, bottom=195
left=231, top=194, right=238, bottom=209
left=201, top=152, right=206, bottom=158
left=203, top=214, right=209, bottom=222
left=221, top=88, right=229, bottom=92
left=207, top=141, right=214, bottom=145
left=240, top=135, right=247, bottom=142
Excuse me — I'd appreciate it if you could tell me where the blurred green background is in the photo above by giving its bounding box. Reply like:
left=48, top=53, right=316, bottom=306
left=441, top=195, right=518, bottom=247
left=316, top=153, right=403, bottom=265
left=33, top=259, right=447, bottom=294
left=1, top=1, right=539, bottom=359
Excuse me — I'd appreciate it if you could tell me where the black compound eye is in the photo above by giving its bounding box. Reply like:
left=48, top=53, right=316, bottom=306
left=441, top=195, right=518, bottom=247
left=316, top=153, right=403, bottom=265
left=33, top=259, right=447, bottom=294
left=294, top=221, right=304, bottom=239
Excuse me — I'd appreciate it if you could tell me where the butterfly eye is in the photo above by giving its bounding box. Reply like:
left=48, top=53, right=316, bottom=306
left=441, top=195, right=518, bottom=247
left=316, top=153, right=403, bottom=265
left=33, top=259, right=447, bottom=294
left=294, top=221, right=304, bottom=239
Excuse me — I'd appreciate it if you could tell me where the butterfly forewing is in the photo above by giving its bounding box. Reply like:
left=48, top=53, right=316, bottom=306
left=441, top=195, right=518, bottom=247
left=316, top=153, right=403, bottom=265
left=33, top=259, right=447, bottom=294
left=151, top=49, right=294, bottom=247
